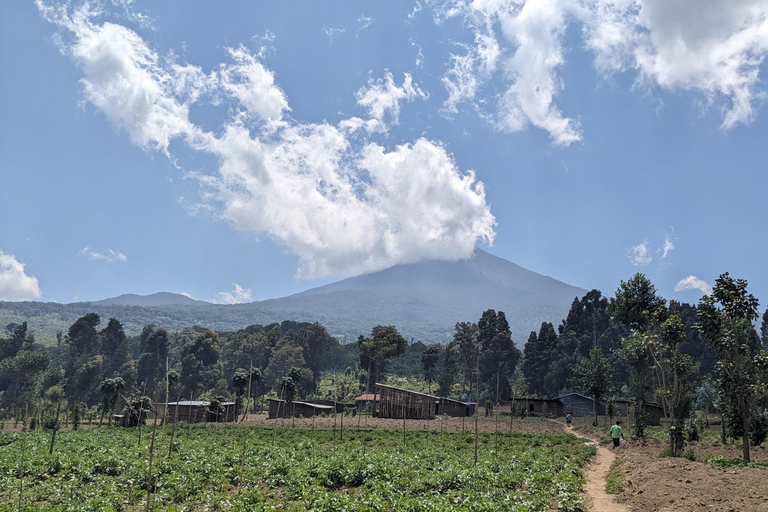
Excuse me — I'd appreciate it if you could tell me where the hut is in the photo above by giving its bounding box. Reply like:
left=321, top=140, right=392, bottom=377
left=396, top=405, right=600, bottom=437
left=375, top=383, right=436, bottom=419
left=161, top=401, right=236, bottom=423
left=436, top=397, right=474, bottom=417
left=556, top=393, right=605, bottom=417
left=268, top=399, right=335, bottom=419
left=512, top=398, right=564, bottom=417
left=355, top=393, right=379, bottom=412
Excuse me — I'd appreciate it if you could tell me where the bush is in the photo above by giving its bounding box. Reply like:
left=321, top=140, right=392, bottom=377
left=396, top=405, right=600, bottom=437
left=749, top=410, right=768, bottom=447
left=684, top=448, right=696, bottom=461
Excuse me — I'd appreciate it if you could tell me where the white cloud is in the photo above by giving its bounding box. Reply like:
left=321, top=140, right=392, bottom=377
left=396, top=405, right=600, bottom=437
left=436, top=0, right=768, bottom=140
left=355, top=72, right=427, bottom=129
left=79, top=247, right=128, bottom=263
left=675, top=275, right=713, bottom=296
left=438, top=0, right=582, bottom=145
left=41, top=3, right=496, bottom=279
left=323, top=26, right=345, bottom=41
left=219, top=45, right=289, bottom=125
left=0, top=250, right=43, bottom=301
left=357, top=16, right=374, bottom=30
left=216, top=283, right=252, bottom=304
left=659, top=235, right=674, bottom=259
left=581, top=0, right=768, bottom=129
left=627, top=239, right=652, bottom=265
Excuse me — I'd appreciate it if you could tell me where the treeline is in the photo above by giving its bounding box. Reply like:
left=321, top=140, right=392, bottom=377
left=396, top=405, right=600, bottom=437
left=2, top=271, right=768, bottom=461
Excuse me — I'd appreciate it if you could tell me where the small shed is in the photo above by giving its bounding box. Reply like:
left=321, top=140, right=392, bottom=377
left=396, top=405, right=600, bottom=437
left=436, top=397, right=473, bottom=417
left=355, top=393, right=379, bottom=412
left=268, top=399, right=335, bottom=419
left=161, top=401, right=237, bottom=423
left=375, top=383, right=436, bottom=419
left=512, top=398, right=564, bottom=417
left=556, top=393, right=605, bottom=417
left=613, top=400, right=664, bottom=426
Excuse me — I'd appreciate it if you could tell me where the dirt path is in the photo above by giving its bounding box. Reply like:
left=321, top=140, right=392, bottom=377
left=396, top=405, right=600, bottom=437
left=554, top=420, right=629, bottom=512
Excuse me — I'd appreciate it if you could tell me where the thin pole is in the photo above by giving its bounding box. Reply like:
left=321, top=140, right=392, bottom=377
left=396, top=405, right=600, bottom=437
left=17, top=403, right=28, bottom=512
left=145, top=378, right=161, bottom=512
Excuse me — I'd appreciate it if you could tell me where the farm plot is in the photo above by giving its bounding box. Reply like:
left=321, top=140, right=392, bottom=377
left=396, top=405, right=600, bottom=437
left=1, top=425, right=595, bottom=511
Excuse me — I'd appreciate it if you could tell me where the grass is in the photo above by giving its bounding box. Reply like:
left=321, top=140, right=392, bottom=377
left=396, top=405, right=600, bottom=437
left=604, top=460, right=625, bottom=494
left=0, top=423, right=595, bottom=511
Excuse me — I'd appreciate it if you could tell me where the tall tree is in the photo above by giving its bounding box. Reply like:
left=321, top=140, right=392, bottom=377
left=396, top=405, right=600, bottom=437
left=572, top=347, right=615, bottom=426
left=698, top=273, right=767, bottom=462
left=358, top=326, right=408, bottom=393
left=421, top=344, right=441, bottom=394
left=436, top=342, right=459, bottom=398
left=608, top=273, right=666, bottom=333
left=452, top=322, right=479, bottom=396
left=477, top=309, right=521, bottom=403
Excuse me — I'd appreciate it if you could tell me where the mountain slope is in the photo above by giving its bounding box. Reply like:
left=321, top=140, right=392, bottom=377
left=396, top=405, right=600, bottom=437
left=255, top=248, right=585, bottom=343
left=0, top=249, right=586, bottom=345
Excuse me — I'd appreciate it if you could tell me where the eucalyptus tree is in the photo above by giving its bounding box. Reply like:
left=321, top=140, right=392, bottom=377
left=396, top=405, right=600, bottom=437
left=698, top=273, right=767, bottom=462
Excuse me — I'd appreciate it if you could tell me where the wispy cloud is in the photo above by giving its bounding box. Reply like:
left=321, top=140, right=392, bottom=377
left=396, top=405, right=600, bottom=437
left=357, top=16, right=374, bottom=31
left=41, top=3, right=495, bottom=279
left=354, top=71, right=427, bottom=130
left=323, top=26, right=345, bottom=42
left=627, top=239, right=652, bottom=266
left=659, top=235, right=674, bottom=259
left=437, top=0, right=581, bottom=145
left=216, top=283, right=252, bottom=304
left=0, top=250, right=43, bottom=300
left=80, top=247, right=127, bottom=263
left=675, top=275, right=713, bottom=296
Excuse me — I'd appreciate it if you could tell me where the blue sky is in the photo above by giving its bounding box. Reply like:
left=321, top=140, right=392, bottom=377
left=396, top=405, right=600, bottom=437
left=1, top=0, right=767, bottom=309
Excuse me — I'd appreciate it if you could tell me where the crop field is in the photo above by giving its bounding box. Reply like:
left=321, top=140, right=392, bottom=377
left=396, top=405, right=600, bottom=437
left=1, top=423, right=595, bottom=511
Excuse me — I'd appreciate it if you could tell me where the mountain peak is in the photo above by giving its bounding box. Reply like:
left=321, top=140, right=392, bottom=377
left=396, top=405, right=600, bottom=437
left=89, top=292, right=208, bottom=307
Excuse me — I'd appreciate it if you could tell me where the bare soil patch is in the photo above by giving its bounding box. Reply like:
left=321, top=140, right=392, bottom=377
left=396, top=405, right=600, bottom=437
left=613, top=438, right=768, bottom=512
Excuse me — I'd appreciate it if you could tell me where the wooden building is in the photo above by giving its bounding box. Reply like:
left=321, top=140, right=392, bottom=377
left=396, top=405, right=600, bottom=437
left=268, top=399, right=335, bottom=419
left=375, top=383, right=436, bottom=419
left=355, top=393, right=379, bottom=412
left=512, top=398, right=564, bottom=417
left=161, top=401, right=237, bottom=423
left=556, top=393, right=605, bottom=417
left=436, top=397, right=474, bottom=417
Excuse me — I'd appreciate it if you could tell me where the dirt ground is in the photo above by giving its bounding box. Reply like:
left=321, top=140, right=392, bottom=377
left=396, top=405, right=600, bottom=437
left=612, top=437, right=768, bottom=512
left=563, top=416, right=768, bottom=512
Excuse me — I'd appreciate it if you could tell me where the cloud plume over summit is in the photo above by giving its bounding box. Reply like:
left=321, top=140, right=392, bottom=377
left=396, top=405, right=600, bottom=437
left=39, top=2, right=495, bottom=279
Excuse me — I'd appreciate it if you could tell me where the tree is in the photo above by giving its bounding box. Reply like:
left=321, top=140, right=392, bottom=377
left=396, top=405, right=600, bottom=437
left=608, top=273, right=666, bottom=332
left=573, top=347, right=615, bottom=426
left=136, top=327, right=169, bottom=392
left=436, top=342, right=458, bottom=398
left=421, top=344, right=441, bottom=394
left=698, top=273, right=767, bottom=462
left=358, top=326, right=408, bottom=393
left=477, top=309, right=521, bottom=403
left=180, top=330, right=221, bottom=397
left=232, top=368, right=250, bottom=419
left=67, top=313, right=101, bottom=354
left=99, top=377, right=125, bottom=426
left=452, top=322, right=479, bottom=396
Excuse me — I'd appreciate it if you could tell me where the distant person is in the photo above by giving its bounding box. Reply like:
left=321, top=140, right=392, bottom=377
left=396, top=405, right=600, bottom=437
left=610, top=420, right=624, bottom=449
left=565, top=413, right=572, bottom=427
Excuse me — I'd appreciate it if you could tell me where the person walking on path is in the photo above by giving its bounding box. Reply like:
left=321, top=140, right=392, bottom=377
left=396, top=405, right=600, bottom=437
left=609, top=420, right=624, bottom=449
left=565, top=412, right=572, bottom=427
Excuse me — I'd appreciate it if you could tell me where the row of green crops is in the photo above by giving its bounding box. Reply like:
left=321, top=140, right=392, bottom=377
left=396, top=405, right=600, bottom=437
left=0, top=425, right=595, bottom=511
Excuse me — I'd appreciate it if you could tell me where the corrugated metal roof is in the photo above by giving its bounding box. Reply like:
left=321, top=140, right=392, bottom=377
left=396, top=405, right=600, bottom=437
left=166, top=401, right=235, bottom=406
